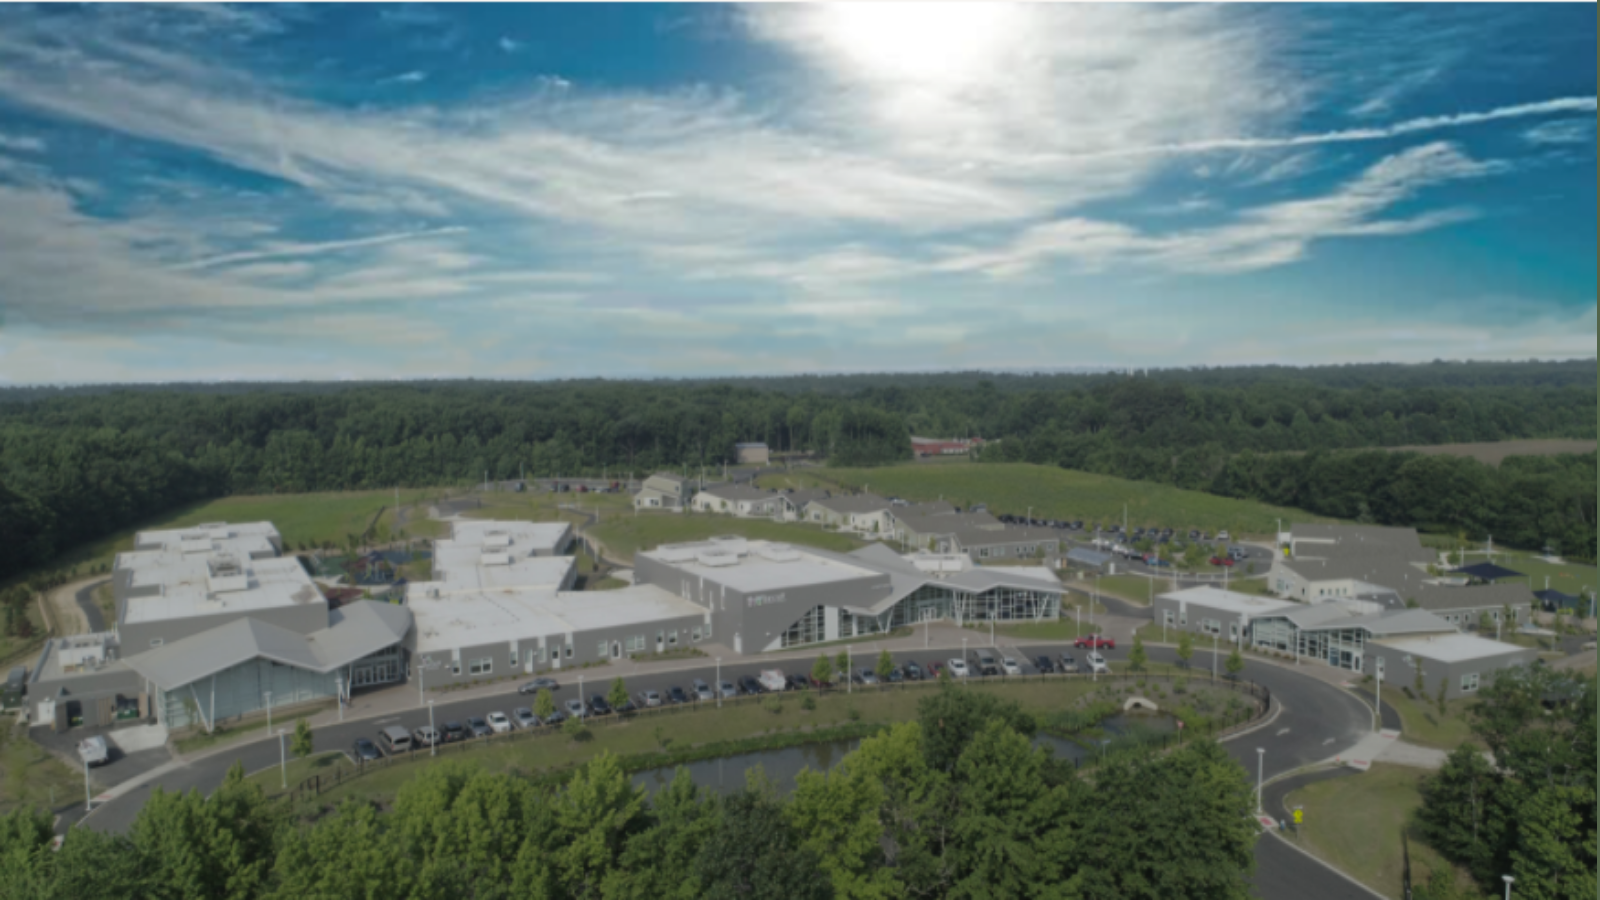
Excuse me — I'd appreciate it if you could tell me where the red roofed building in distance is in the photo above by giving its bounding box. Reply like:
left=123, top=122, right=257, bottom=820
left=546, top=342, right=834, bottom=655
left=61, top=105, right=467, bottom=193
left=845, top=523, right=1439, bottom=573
left=911, top=436, right=985, bottom=457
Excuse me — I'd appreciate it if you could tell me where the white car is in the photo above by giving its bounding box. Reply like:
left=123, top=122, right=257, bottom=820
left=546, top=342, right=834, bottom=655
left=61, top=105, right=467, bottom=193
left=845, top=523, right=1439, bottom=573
left=563, top=698, right=588, bottom=719
left=1001, top=657, right=1022, bottom=676
left=947, top=659, right=970, bottom=678
left=1216, top=530, right=1230, bottom=541
left=512, top=707, right=539, bottom=729
left=1086, top=652, right=1109, bottom=674
left=639, top=689, right=663, bottom=708
left=486, top=711, right=512, bottom=733
left=78, top=735, right=110, bottom=767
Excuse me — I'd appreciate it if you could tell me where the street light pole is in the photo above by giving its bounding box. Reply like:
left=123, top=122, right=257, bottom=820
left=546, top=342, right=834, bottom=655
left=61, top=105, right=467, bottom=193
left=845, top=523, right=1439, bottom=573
left=278, top=728, right=288, bottom=789
left=265, top=691, right=272, bottom=735
left=1256, top=748, right=1265, bottom=815
left=847, top=645, right=852, bottom=694
left=427, top=701, right=436, bottom=758
left=1374, top=664, right=1382, bottom=733
left=335, top=674, right=344, bottom=722
left=1502, top=875, right=1513, bottom=900
left=84, top=755, right=92, bottom=812
left=716, top=657, right=722, bottom=708
left=1212, top=634, right=1219, bottom=679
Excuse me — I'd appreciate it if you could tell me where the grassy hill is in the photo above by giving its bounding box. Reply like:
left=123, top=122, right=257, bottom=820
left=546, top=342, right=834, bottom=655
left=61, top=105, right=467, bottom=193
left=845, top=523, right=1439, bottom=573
left=758, top=462, right=1334, bottom=537
left=589, top=512, right=866, bottom=564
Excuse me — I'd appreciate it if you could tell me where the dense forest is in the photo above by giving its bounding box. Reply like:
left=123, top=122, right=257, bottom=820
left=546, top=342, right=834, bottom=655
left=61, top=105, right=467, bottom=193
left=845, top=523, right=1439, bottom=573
left=0, top=687, right=1259, bottom=900
left=0, top=360, right=1593, bottom=583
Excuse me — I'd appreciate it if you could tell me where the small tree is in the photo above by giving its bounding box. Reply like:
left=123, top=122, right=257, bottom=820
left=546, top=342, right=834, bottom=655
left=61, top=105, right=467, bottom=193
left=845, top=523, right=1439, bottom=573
left=1128, top=633, right=1148, bottom=672
left=291, top=718, right=314, bottom=758
left=811, top=654, right=833, bottom=687
left=937, top=665, right=953, bottom=685
left=1476, top=611, right=1493, bottom=635
left=534, top=688, right=556, bottom=721
left=1176, top=630, right=1194, bottom=669
left=874, top=649, right=895, bottom=683
left=563, top=713, right=588, bottom=742
left=607, top=677, right=630, bottom=714
left=1223, top=647, right=1244, bottom=680
left=834, top=650, right=850, bottom=684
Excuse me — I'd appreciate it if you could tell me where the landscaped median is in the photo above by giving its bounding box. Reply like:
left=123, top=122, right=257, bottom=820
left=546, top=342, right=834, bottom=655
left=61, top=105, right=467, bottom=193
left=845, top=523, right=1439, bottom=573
left=263, top=671, right=1270, bottom=815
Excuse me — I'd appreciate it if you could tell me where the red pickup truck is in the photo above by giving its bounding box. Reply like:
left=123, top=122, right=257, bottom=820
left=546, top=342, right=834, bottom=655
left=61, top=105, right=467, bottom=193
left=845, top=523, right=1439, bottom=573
left=1074, top=635, right=1115, bottom=650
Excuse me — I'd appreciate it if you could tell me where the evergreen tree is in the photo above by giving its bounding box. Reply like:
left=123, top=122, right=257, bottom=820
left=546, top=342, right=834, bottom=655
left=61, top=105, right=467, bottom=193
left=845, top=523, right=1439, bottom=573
left=696, top=776, right=832, bottom=900
left=1128, top=633, right=1148, bottom=672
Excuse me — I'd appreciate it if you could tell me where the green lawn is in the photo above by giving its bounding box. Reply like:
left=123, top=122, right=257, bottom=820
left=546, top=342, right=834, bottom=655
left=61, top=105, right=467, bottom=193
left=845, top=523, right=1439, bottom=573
left=1378, top=687, right=1479, bottom=751
left=756, top=462, right=1336, bottom=538
left=261, top=679, right=1109, bottom=810
left=0, top=721, right=85, bottom=817
left=590, top=513, right=866, bottom=564
left=1285, top=763, right=1463, bottom=900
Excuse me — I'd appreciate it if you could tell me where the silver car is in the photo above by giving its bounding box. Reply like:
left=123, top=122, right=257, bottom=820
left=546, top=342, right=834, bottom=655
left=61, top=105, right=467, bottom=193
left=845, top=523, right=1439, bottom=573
left=563, top=698, right=588, bottom=719
left=639, top=689, right=663, bottom=708
left=692, top=679, right=714, bottom=701
left=718, top=680, right=739, bottom=698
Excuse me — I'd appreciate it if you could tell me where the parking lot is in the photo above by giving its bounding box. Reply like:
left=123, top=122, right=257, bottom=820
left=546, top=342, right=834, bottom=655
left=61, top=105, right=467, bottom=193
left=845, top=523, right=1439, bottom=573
left=987, top=513, right=1276, bottom=575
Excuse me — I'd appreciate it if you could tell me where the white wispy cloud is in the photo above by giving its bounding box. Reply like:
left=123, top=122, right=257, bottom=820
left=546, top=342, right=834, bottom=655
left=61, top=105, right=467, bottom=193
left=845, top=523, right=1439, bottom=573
left=1522, top=119, right=1594, bottom=146
left=170, top=227, right=468, bottom=271
left=382, top=70, right=428, bottom=85
left=498, top=36, right=522, bottom=53
left=0, top=132, right=44, bottom=153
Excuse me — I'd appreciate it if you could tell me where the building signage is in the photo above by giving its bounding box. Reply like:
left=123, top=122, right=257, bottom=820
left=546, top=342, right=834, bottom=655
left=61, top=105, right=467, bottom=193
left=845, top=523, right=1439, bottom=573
left=746, top=592, right=787, bottom=608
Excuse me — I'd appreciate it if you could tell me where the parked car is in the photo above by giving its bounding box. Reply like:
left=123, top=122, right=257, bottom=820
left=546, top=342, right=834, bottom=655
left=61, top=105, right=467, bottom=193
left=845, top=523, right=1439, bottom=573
left=543, top=709, right=567, bottom=726
left=1216, top=530, right=1230, bottom=541
left=718, top=680, right=739, bottom=698
left=1149, top=559, right=1172, bottom=568
left=947, top=659, right=970, bottom=678
left=613, top=696, right=636, bottom=714
left=926, top=660, right=946, bottom=678
left=442, top=721, right=468, bottom=743
left=786, top=674, right=811, bottom=691
left=639, top=689, right=663, bottom=708
left=859, top=669, right=880, bottom=685
left=903, top=661, right=924, bottom=680
left=352, top=737, right=382, bottom=761
left=758, top=670, right=788, bottom=693
left=1087, top=652, right=1110, bottom=674
left=1189, top=529, right=1200, bottom=539
left=1001, top=657, right=1022, bottom=676
left=1071, top=520, right=1083, bottom=529
left=667, top=686, right=690, bottom=705
left=739, top=675, right=765, bottom=695
left=974, top=653, right=1000, bottom=676
left=1057, top=652, right=1077, bottom=672
left=1209, top=556, right=1236, bottom=567
left=379, top=726, right=413, bottom=754
left=512, top=707, right=539, bottom=729
left=588, top=695, right=613, bottom=717
left=692, top=679, right=715, bottom=701
left=520, top=677, right=559, bottom=694
left=413, top=725, right=441, bottom=748
left=485, top=711, right=513, bottom=733
left=886, top=667, right=904, bottom=683
left=466, top=716, right=492, bottom=738
left=563, top=698, right=588, bottom=719
left=1074, top=634, right=1116, bottom=650
left=806, top=674, right=832, bottom=689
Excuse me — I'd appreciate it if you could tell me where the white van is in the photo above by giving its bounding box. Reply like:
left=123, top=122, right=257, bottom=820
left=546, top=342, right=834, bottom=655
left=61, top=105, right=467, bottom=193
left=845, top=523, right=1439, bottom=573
left=378, top=725, right=413, bottom=755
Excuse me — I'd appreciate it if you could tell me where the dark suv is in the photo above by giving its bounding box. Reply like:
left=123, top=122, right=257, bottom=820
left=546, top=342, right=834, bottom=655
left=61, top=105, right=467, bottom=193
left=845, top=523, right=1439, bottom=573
left=442, top=721, right=468, bottom=743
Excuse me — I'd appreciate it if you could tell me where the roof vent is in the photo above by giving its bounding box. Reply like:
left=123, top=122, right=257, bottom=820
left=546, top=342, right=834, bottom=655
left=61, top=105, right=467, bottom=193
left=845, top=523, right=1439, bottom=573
left=696, top=550, right=740, bottom=568
left=480, top=553, right=512, bottom=567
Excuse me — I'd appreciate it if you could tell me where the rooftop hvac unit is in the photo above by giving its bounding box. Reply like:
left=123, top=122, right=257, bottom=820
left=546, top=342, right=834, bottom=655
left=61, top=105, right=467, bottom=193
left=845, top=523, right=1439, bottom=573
left=479, top=553, right=513, bottom=567
left=757, top=544, right=800, bottom=563
left=696, top=551, right=740, bottom=568
left=656, top=546, right=698, bottom=563
left=484, top=533, right=512, bottom=549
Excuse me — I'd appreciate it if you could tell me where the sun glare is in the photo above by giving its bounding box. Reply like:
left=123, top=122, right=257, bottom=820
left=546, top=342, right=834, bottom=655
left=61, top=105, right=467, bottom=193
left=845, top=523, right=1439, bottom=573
left=819, top=3, right=1022, bottom=86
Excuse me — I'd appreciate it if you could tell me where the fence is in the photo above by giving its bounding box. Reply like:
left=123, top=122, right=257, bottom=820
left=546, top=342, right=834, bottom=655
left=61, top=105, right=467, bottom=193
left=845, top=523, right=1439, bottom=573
left=281, top=667, right=1271, bottom=805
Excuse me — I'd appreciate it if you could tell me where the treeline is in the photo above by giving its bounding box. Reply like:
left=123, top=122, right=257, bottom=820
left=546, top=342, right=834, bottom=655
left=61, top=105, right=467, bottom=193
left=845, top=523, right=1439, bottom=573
left=0, top=362, right=1592, bottom=583
left=1413, top=666, right=1595, bottom=900
left=0, top=687, right=1259, bottom=900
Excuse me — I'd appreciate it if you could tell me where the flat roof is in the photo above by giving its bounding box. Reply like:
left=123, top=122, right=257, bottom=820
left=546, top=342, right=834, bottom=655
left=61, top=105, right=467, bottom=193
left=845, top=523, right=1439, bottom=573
left=132, top=521, right=279, bottom=559
left=448, top=520, right=571, bottom=553
left=409, top=583, right=704, bottom=654
left=1372, top=633, right=1532, bottom=664
left=118, top=554, right=324, bottom=624
left=1158, top=586, right=1299, bottom=618
left=639, top=540, right=883, bottom=594
left=430, top=544, right=576, bottom=592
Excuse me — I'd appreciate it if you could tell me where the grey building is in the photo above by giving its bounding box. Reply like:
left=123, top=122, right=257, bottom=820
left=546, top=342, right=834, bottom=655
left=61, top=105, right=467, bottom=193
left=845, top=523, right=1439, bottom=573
left=632, top=472, right=697, bottom=511
left=803, top=494, right=895, bottom=534
left=734, top=442, right=770, bottom=465
left=1154, top=586, right=1303, bottom=647
left=689, top=484, right=785, bottom=518
left=1367, top=634, right=1538, bottom=700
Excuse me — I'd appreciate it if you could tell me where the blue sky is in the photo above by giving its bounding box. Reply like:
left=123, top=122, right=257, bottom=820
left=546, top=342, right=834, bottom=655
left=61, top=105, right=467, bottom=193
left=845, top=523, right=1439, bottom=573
left=0, top=3, right=1593, bottom=384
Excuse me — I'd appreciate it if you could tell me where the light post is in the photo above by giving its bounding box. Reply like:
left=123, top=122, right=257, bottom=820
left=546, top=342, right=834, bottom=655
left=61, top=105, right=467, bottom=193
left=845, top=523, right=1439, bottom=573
left=1255, top=747, right=1265, bottom=815
left=1374, top=663, right=1382, bottom=733
left=277, top=728, right=288, bottom=789
left=265, top=690, right=272, bottom=735
left=1502, top=875, right=1513, bottom=900
left=962, top=637, right=968, bottom=680
left=418, top=661, right=426, bottom=708
left=427, top=700, right=436, bottom=757
left=1091, top=576, right=1098, bottom=630
left=83, top=755, right=92, bottom=812
left=1027, top=506, right=1032, bottom=527
left=1075, top=604, right=1082, bottom=638
left=847, top=645, right=852, bottom=694
left=716, top=657, right=722, bottom=708
left=335, top=674, right=344, bottom=722
left=1212, top=633, right=1219, bottom=679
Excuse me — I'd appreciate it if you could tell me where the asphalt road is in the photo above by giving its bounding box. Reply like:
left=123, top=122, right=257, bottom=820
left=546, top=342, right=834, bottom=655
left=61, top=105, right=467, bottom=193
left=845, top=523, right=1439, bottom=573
left=73, top=579, right=108, bottom=633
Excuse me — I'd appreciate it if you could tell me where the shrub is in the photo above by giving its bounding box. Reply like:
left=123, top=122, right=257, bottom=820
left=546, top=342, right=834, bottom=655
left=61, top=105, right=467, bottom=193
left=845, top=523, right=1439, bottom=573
left=800, top=694, right=816, bottom=712
left=846, top=706, right=861, bottom=722
left=765, top=699, right=784, bottom=716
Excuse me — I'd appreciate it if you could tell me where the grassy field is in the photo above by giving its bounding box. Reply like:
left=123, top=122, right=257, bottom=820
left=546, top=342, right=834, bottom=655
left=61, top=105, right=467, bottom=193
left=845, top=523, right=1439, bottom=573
left=257, top=679, right=1109, bottom=809
left=589, top=512, right=866, bottom=564
left=756, top=462, right=1334, bottom=538
left=1388, top=439, right=1595, bottom=466
left=1285, top=763, right=1462, bottom=900
left=0, top=722, right=86, bottom=817
left=458, top=490, right=634, bottom=525
left=1376, top=687, right=1478, bottom=751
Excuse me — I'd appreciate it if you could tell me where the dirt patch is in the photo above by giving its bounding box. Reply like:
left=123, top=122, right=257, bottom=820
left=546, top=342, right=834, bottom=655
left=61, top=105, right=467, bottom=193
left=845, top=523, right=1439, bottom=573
left=47, top=577, right=104, bottom=636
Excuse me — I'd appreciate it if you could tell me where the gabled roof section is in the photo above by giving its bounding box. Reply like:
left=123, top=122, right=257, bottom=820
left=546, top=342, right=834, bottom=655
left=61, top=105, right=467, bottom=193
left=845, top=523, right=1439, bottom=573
left=808, top=494, right=892, bottom=515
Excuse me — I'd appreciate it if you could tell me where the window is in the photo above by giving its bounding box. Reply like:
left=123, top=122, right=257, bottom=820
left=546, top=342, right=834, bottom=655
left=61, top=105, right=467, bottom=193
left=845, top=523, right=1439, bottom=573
left=668, top=630, right=678, bottom=646
left=538, top=645, right=547, bottom=663
left=451, top=662, right=461, bottom=676
left=692, top=627, right=702, bottom=642
left=626, top=635, right=646, bottom=652
left=1460, top=672, right=1479, bottom=693
left=149, top=638, right=165, bottom=648
left=468, top=658, right=492, bottom=676
left=563, top=645, right=573, bottom=659
left=510, top=652, right=518, bottom=668
left=598, top=641, right=609, bottom=658
left=704, top=621, right=712, bottom=639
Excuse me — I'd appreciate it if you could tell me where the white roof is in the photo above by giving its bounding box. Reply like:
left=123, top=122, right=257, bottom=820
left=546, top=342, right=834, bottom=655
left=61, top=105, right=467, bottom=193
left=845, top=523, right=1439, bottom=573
left=417, top=550, right=575, bottom=594
left=132, top=521, right=279, bottom=559
left=449, top=520, right=571, bottom=554
left=638, top=540, right=883, bottom=593
left=1158, top=586, right=1299, bottom=619
left=117, top=553, right=323, bottom=625
left=409, top=583, right=704, bottom=655
left=1372, top=633, right=1532, bottom=664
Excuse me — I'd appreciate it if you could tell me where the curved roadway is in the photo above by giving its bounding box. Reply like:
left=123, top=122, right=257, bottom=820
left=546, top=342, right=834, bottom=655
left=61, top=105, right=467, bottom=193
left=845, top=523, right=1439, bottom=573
left=79, top=643, right=1383, bottom=899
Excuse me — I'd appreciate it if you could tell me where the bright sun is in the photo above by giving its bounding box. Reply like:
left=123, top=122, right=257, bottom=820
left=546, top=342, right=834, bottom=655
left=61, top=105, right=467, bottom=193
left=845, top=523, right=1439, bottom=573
left=818, top=3, right=1022, bottom=86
